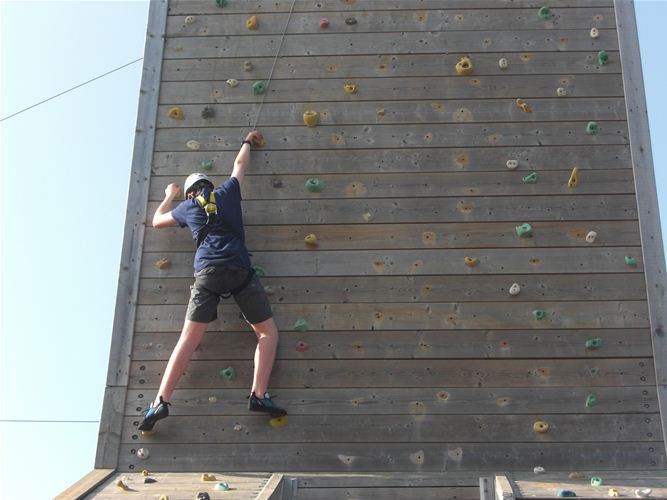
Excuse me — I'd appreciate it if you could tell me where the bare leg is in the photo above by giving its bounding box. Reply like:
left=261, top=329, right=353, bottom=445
left=153, top=319, right=208, bottom=406
left=249, top=317, right=279, bottom=396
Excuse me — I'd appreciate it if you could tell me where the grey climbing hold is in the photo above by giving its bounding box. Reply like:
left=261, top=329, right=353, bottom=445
left=345, top=17, right=357, bottom=25
left=201, top=106, right=215, bottom=119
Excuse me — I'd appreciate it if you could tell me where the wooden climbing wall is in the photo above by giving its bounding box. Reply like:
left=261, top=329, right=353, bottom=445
left=101, top=0, right=667, bottom=480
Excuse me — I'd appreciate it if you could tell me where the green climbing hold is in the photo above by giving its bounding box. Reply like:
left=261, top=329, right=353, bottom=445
left=215, top=482, right=230, bottom=491
left=252, top=81, right=266, bottom=95
left=558, top=491, right=577, bottom=498
left=522, top=172, right=538, bottom=183
left=625, top=255, right=637, bottom=267
left=215, top=0, right=227, bottom=6
left=200, top=160, right=213, bottom=171
left=306, top=178, right=324, bottom=192
left=585, top=338, right=602, bottom=350
left=532, top=309, right=546, bottom=320
left=586, top=121, right=599, bottom=135
left=253, top=266, right=266, bottom=277
left=591, top=477, right=603, bottom=486
left=538, top=6, right=551, bottom=20
left=598, top=50, right=609, bottom=66
left=586, top=394, right=598, bottom=407
left=515, top=223, right=533, bottom=238
left=294, top=318, right=309, bottom=333
left=220, top=366, right=236, bottom=380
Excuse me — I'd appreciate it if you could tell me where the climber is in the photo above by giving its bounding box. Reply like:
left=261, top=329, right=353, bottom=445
left=139, top=130, right=286, bottom=432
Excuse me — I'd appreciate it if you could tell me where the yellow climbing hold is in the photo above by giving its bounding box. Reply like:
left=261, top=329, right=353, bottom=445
left=201, top=473, right=217, bottom=482
left=344, top=83, right=358, bottom=94
left=304, top=233, right=318, bottom=247
left=568, top=167, right=579, bottom=188
left=116, top=479, right=130, bottom=491
left=141, top=469, right=149, bottom=477
left=516, top=98, right=532, bottom=113
left=159, top=497, right=169, bottom=500
left=155, top=258, right=171, bottom=270
left=608, top=489, right=620, bottom=497
left=246, top=15, right=258, bottom=30
left=270, top=416, right=289, bottom=428
left=455, top=56, right=473, bottom=75
left=303, top=110, right=319, bottom=127
left=168, top=107, right=184, bottom=120
left=464, top=256, right=479, bottom=268
left=533, top=421, right=549, bottom=433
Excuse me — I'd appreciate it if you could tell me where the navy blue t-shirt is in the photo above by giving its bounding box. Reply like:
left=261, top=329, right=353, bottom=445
left=171, top=176, right=251, bottom=272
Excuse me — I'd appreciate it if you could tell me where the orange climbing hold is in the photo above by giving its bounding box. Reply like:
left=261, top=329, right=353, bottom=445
left=303, top=110, right=319, bottom=127
left=515, top=98, right=532, bottom=113
left=246, top=15, right=258, bottom=30
left=168, top=107, right=184, bottom=120
left=155, top=258, right=171, bottom=270
left=455, top=56, right=473, bottom=75
left=568, top=167, right=579, bottom=188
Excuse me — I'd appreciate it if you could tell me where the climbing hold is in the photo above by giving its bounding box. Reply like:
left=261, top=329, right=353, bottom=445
left=303, top=110, right=319, bottom=127
left=141, top=470, right=149, bottom=477
left=304, top=233, right=318, bottom=247
left=270, top=416, right=289, bottom=428
left=522, top=172, right=538, bottom=183
left=533, top=466, right=545, bottom=474
left=556, top=87, right=567, bottom=97
left=116, top=479, right=131, bottom=491
left=296, top=340, right=309, bottom=352
left=455, top=57, right=473, bottom=75
left=586, top=394, right=598, bottom=407
left=585, top=231, right=597, bottom=244
left=201, top=106, right=215, bottom=119
left=196, top=493, right=211, bottom=500
left=244, top=60, right=253, bottom=71
left=498, top=58, right=509, bottom=70
left=319, top=18, right=329, bottom=28
left=252, top=81, right=266, bottom=95
left=625, top=255, right=638, bottom=267
left=591, top=477, right=604, bottom=486
left=506, top=159, right=519, bottom=170
left=160, top=497, right=169, bottom=500
left=226, top=78, right=239, bottom=87
left=155, top=258, right=170, bottom=270
left=216, top=0, right=227, bottom=6
left=215, top=483, right=230, bottom=491
left=233, top=423, right=243, bottom=431
left=201, top=474, right=216, bottom=482
left=568, top=167, right=579, bottom=188
left=264, top=285, right=274, bottom=295
left=598, top=50, right=609, bottom=66
left=509, top=283, right=521, bottom=296
left=306, top=178, right=324, bottom=192
left=220, top=367, right=235, bottom=380
left=144, top=478, right=157, bottom=484
left=186, top=140, right=201, bottom=150
left=252, top=136, right=266, bottom=147
left=585, top=338, right=602, bottom=350
left=590, top=27, right=600, bottom=39
left=294, top=318, right=310, bottom=333
left=464, top=256, right=479, bottom=268
left=532, top=309, right=546, bottom=320
left=635, top=489, right=652, bottom=498
left=246, top=15, right=258, bottom=30
left=200, top=159, right=213, bottom=171
left=184, top=15, right=196, bottom=25
left=533, top=420, right=549, bottom=433
left=253, top=266, right=266, bottom=277
left=344, top=83, right=358, bottom=94
left=586, top=121, right=598, bottom=135
left=515, top=223, right=533, bottom=238
left=208, top=396, right=217, bottom=403
left=345, top=17, right=357, bottom=25
left=608, top=489, right=620, bottom=498
left=168, top=107, right=184, bottom=120
left=538, top=6, right=551, bottom=20
left=516, top=98, right=532, bottom=113
left=271, top=179, right=283, bottom=188
left=137, top=448, right=150, bottom=459
left=558, top=491, right=577, bottom=498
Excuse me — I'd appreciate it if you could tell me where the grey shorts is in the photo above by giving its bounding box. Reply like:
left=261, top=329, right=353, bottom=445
left=185, top=265, right=273, bottom=325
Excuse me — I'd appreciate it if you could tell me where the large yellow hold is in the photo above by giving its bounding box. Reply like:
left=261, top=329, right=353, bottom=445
left=246, top=15, right=258, bottom=30
left=455, top=56, right=473, bottom=75
left=303, top=110, right=318, bottom=127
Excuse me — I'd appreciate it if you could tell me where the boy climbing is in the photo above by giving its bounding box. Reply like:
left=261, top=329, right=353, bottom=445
left=139, top=130, right=286, bottom=432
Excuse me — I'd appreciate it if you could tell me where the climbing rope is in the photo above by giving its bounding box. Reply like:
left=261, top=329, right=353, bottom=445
left=250, top=0, right=297, bottom=130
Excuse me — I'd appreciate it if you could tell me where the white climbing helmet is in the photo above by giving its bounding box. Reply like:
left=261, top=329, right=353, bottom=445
left=184, top=173, right=213, bottom=199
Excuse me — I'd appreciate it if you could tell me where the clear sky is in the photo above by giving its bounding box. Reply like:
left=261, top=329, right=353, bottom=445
left=1, top=1, right=666, bottom=499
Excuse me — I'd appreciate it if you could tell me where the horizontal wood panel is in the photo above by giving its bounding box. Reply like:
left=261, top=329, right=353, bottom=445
left=125, top=386, right=658, bottom=416
left=141, top=248, right=644, bottom=278
left=131, top=329, right=652, bottom=360
left=128, top=358, right=654, bottom=389
left=164, top=31, right=617, bottom=59
left=159, top=75, right=624, bottom=104
left=162, top=52, right=620, bottom=82
left=144, top=221, right=641, bottom=253
left=118, top=442, right=663, bottom=472
left=295, top=487, right=478, bottom=500
left=122, top=414, right=659, bottom=444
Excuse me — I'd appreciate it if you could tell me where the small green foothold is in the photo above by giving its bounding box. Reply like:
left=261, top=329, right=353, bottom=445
left=215, top=0, right=227, bottom=6
left=586, top=121, right=599, bottom=135
left=558, top=491, right=577, bottom=498
left=253, top=266, right=266, bottom=277
left=625, top=255, right=637, bottom=267
left=200, top=159, right=213, bottom=171
left=252, top=81, right=266, bottom=95
left=522, top=172, right=538, bottom=183
left=305, top=178, right=324, bottom=192
left=598, top=50, right=609, bottom=66
left=585, top=338, right=602, bottom=350
left=591, top=477, right=603, bottom=486
left=538, top=6, right=551, bottom=20
left=586, top=394, right=598, bottom=407
left=516, top=223, right=533, bottom=238
left=220, top=366, right=236, bottom=380
left=294, top=318, right=309, bottom=333
left=215, top=482, right=230, bottom=491
left=532, top=309, right=546, bottom=320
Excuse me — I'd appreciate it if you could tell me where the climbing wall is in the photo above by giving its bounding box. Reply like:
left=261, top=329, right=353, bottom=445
left=102, top=0, right=667, bottom=484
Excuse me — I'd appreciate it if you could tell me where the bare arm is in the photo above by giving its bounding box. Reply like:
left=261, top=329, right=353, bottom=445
left=231, top=130, right=263, bottom=186
left=153, top=183, right=180, bottom=228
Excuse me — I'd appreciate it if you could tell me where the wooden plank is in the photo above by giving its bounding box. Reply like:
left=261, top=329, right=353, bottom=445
left=125, top=386, right=658, bottom=416
left=256, top=473, right=284, bottom=500
left=116, top=442, right=663, bottom=472
left=294, top=472, right=490, bottom=488
left=54, top=469, right=115, bottom=500
left=159, top=75, right=624, bottom=104
left=140, top=248, right=645, bottom=278
left=127, top=358, right=655, bottom=389
left=496, top=475, right=516, bottom=500
left=278, top=486, right=479, bottom=500
left=162, top=52, right=621, bottom=82
left=95, top=386, right=125, bottom=469
left=163, top=31, right=617, bottom=59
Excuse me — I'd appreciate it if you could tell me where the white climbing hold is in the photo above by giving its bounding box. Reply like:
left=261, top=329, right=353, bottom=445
left=590, top=27, right=600, bottom=39
left=137, top=448, right=150, bottom=460
left=233, top=423, right=243, bottom=432
left=556, top=87, right=567, bottom=97
left=184, top=15, right=196, bottom=25
left=498, top=58, right=509, bottom=70
left=635, top=489, right=652, bottom=498
left=208, top=396, right=217, bottom=403
left=186, top=140, right=201, bottom=150
left=506, top=159, right=519, bottom=170
left=509, top=283, right=521, bottom=296
left=362, top=212, right=373, bottom=222
left=226, top=78, right=239, bottom=87
left=533, top=466, right=545, bottom=474
left=585, top=231, right=597, bottom=244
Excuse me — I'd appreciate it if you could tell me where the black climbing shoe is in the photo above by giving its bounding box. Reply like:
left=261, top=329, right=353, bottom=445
left=138, top=396, right=171, bottom=431
left=248, top=392, right=287, bottom=418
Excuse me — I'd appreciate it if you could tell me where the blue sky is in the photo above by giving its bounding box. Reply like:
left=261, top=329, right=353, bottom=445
left=1, top=1, right=666, bottom=499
